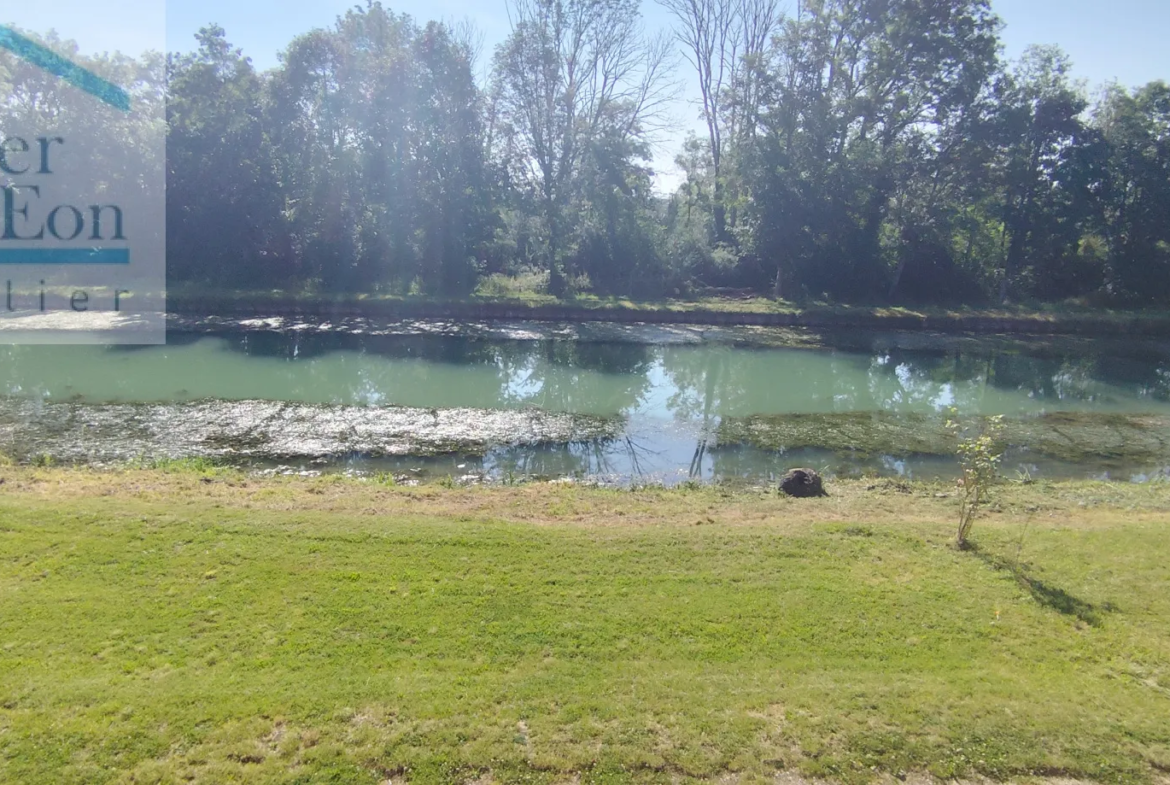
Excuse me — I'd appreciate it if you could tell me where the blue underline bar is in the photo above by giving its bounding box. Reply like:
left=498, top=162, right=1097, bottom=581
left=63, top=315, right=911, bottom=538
left=0, top=248, right=130, bottom=264
left=0, top=26, right=132, bottom=112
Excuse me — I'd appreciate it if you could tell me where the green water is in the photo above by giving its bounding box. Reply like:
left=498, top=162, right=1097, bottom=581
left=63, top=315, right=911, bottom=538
left=2, top=331, right=1168, bottom=416
left=2, top=326, right=1169, bottom=482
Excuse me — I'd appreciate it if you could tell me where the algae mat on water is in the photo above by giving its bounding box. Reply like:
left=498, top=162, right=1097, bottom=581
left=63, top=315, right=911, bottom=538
left=3, top=399, right=1169, bottom=480
left=0, top=399, right=622, bottom=464
left=0, top=469, right=1168, bottom=784
left=718, top=411, right=1170, bottom=470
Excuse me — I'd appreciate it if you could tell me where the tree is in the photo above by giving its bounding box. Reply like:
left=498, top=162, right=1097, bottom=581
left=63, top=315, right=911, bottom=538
left=658, top=0, right=781, bottom=242
left=167, top=26, right=284, bottom=286
left=492, top=0, right=672, bottom=295
left=1094, top=81, right=1170, bottom=302
left=267, top=3, right=493, bottom=293
left=744, top=0, right=1000, bottom=301
left=990, top=46, right=1094, bottom=302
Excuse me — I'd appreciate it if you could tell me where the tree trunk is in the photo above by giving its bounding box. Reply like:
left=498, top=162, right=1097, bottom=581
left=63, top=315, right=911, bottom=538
left=548, top=263, right=566, bottom=297
left=888, top=257, right=907, bottom=300
left=545, top=191, right=566, bottom=298
left=1001, top=220, right=1027, bottom=303
left=713, top=179, right=727, bottom=241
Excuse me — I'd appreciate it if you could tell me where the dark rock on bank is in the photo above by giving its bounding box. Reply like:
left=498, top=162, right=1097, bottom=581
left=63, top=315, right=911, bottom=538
left=780, top=468, right=828, bottom=498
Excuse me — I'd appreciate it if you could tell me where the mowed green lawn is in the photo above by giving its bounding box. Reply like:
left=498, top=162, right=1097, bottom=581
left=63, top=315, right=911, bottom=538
left=1, top=470, right=1168, bottom=784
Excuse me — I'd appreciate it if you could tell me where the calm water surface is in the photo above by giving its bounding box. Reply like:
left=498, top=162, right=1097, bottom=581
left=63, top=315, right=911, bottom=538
left=2, top=327, right=1169, bottom=483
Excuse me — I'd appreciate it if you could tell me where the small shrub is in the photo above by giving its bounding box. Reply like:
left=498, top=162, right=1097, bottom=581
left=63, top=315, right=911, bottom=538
left=945, top=408, right=1005, bottom=549
left=475, top=269, right=550, bottom=298
left=366, top=472, right=398, bottom=488
left=565, top=272, right=592, bottom=297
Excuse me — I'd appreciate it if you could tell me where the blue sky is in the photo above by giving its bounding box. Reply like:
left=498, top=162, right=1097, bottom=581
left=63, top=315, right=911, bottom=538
left=9, top=0, right=1170, bottom=189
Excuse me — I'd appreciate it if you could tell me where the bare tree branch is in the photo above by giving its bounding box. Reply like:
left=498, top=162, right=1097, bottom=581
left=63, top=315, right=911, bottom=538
left=493, top=0, right=676, bottom=288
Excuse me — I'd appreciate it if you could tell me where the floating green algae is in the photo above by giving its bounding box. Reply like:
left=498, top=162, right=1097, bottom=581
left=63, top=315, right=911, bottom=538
left=717, top=411, right=1170, bottom=469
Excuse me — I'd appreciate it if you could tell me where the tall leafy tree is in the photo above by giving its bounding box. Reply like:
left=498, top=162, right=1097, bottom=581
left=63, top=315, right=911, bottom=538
left=1094, top=81, right=1170, bottom=302
left=990, top=46, right=1095, bottom=301
left=267, top=3, right=492, bottom=293
left=492, top=0, right=672, bottom=295
left=167, top=26, right=284, bottom=286
left=745, top=0, right=1001, bottom=300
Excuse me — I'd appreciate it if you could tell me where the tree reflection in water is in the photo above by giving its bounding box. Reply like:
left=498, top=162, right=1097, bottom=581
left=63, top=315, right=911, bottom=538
left=7, top=329, right=1170, bottom=482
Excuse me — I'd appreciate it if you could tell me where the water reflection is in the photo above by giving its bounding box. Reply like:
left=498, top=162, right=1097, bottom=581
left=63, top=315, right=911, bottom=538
left=2, top=331, right=1170, bottom=416
left=335, top=438, right=1154, bottom=487
left=2, top=329, right=1170, bottom=482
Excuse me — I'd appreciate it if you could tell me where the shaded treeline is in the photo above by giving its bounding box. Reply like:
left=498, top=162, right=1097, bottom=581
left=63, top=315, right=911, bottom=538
left=6, top=0, right=1169, bottom=305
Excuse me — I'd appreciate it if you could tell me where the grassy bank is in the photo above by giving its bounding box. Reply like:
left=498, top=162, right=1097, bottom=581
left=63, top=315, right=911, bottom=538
left=166, top=287, right=1170, bottom=337
left=1, top=468, right=1169, bottom=784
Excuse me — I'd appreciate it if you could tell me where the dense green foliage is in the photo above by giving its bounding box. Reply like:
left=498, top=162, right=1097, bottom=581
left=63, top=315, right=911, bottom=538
left=166, top=12, right=494, bottom=294
left=7, top=0, right=1170, bottom=305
